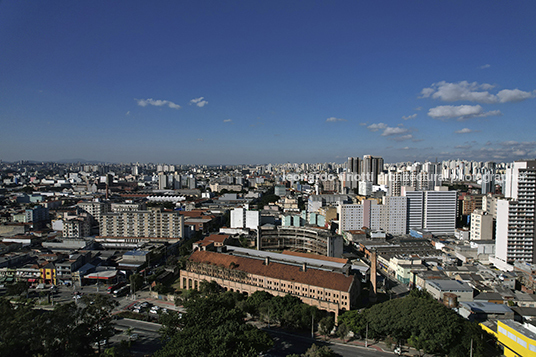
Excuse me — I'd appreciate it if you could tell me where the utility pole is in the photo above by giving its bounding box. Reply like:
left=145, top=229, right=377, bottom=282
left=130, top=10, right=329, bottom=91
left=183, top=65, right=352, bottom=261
left=365, top=323, right=369, bottom=348
left=311, top=314, right=315, bottom=339
left=470, top=338, right=473, bottom=357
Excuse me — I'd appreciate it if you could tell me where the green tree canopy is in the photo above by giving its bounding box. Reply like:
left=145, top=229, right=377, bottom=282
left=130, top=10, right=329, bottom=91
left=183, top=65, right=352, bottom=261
left=338, top=289, right=500, bottom=357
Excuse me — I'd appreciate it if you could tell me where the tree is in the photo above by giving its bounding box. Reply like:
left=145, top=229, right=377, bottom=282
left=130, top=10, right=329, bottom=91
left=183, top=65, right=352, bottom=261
left=79, top=294, right=118, bottom=355
left=338, top=291, right=501, bottom=357
left=288, top=344, right=334, bottom=357
left=6, top=281, right=29, bottom=297
left=155, top=293, right=273, bottom=357
left=336, top=322, right=349, bottom=342
left=129, top=273, right=144, bottom=293
left=199, top=279, right=222, bottom=295
left=319, top=316, right=334, bottom=340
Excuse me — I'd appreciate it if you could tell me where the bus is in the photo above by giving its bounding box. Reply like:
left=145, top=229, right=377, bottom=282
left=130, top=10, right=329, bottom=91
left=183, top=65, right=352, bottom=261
left=113, top=284, right=130, bottom=297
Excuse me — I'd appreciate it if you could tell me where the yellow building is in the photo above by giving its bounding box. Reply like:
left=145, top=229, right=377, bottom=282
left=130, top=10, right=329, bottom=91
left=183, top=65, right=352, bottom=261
left=481, top=320, right=536, bottom=357
left=40, top=262, right=57, bottom=285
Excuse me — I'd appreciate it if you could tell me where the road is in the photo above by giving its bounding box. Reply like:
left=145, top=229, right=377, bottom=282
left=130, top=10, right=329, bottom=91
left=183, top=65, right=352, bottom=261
left=264, top=328, right=395, bottom=357
left=113, top=318, right=163, bottom=356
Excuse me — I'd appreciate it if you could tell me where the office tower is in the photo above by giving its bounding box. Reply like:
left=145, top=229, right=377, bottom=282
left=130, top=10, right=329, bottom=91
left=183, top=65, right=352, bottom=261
left=481, top=169, right=496, bottom=194
left=496, top=160, right=536, bottom=264
left=361, top=155, right=383, bottom=185
left=346, top=157, right=360, bottom=191
left=403, top=187, right=457, bottom=235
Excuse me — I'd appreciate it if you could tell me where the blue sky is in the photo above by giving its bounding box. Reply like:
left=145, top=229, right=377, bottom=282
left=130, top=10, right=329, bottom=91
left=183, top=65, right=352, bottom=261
left=1, top=1, right=535, bottom=165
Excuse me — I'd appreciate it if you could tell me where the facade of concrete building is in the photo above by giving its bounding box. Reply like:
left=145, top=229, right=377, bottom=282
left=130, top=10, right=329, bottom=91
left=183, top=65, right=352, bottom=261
left=180, top=250, right=359, bottom=319
left=25, top=205, right=49, bottom=223
left=470, top=209, right=494, bottom=240
left=361, top=155, right=383, bottom=185
left=338, top=204, right=364, bottom=233
left=230, top=208, right=260, bottom=230
left=78, top=201, right=109, bottom=225
left=384, top=196, right=407, bottom=235
left=100, top=209, right=184, bottom=239
left=358, top=181, right=372, bottom=196
left=496, top=160, right=536, bottom=265
left=62, top=213, right=91, bottom=238
left=258, top=226, right=343, bottom=258
left=338, top=197, right=407, bottom=235
left=403, top=187, right=457, bottom=235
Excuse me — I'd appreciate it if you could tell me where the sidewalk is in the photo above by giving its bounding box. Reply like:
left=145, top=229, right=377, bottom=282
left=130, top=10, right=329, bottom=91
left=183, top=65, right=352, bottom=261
left=324, top=334, right=429, bottom=356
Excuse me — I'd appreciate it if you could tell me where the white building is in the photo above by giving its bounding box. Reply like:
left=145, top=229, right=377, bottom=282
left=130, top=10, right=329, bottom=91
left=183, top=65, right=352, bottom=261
left=100, top=209, right=184, bottom=239
left=496, top=160, right=536, bottom=264
left=403, top=187, right=457, bottom=235
left=358, top=181, right=372, bottom=196
left=230, top=208, right=260, bottom=230
left=337, top=197, right=407, bottom=235
left=337, top=204, right=364, bottom=233
left=384, top=196, right=407, bottom=235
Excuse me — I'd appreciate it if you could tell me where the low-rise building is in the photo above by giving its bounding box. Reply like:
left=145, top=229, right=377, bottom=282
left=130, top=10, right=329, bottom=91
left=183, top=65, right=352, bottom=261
left=425, top=279, right=474, bottom=302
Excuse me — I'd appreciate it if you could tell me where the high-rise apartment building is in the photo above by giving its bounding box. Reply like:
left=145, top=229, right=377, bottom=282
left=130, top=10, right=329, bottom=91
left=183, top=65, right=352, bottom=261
left=496, top=160, right=536, bottom=264
left=361, top=155, right=383, bottom=185
left=337, top=196, right=407, bottom=235
left=100, top=208, right=184, bottom=239
left=78, top=201, right=109, bottom=225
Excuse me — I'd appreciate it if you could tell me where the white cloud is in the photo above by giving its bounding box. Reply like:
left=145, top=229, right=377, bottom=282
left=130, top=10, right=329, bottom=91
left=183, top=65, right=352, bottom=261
left=367, top=123, right=387, bottom=132
left=402, top=113, right=417, bottom=120
left=190, top=97, right=208, bottom=107
left=392, top=134, right=414, bottom=142
left=136, top=98, right=181, bottom=109
left=137, top=98, right=179, bottom=109
left=421, top=81, right=497, bottom=103
left=428, top=105, right=502, bottom=121
left=382, top=127, right=409, bottom=136
left=420, top=81, right=535, bottom=104
left=455, top=128, right=478, bottom=134
left=497, top=89, right=535, bottom=103
left=480, top=64, right=491, bottom=69
left=326, top=117, right=347, bottom=122
left=125, top=111, right=130, bottom=116
left=223, top=119, right=232, bottom=123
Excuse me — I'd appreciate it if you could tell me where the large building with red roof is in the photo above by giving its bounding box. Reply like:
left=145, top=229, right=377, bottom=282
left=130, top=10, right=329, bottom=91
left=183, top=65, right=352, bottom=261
left=180, top=249, right=359, bottom=318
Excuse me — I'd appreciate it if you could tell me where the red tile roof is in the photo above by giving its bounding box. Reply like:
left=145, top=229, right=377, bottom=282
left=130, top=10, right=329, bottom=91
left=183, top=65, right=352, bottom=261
left=188, top=250, right=354, bottom=292
left=281, top=250, right=349, bottom=264
left=205, top=234, right=230, bottom=243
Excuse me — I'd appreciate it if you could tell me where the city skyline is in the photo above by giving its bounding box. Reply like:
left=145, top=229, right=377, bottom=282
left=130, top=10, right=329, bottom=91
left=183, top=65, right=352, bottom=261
left=1, top=1, right=536, bottom=164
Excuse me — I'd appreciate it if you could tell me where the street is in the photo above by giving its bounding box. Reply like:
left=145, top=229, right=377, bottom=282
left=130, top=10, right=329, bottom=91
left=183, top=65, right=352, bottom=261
left=264, top=328, right=395, bottom=357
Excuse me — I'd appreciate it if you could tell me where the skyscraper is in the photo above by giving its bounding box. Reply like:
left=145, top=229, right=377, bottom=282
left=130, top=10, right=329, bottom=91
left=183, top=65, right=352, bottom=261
left=496, top=160, right=536, bottom=264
